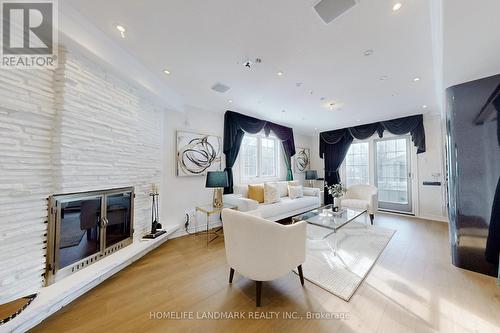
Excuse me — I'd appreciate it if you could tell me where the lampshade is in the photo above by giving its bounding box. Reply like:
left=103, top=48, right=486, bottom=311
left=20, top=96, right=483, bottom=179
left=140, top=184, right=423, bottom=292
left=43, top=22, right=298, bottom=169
left=205, top=171, right=229, bottom=188
left=305, top=170, right=318, bottom=180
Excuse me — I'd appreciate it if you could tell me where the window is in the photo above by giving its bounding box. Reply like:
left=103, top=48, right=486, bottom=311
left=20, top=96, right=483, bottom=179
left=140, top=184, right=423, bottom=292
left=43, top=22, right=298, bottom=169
left=240, top=134, right=280, bottom=180
left=241, top=136, right=258, bottom=178
left=375, top=137, right=411, bottom=211
left=345, top=142, right=369, bottom=187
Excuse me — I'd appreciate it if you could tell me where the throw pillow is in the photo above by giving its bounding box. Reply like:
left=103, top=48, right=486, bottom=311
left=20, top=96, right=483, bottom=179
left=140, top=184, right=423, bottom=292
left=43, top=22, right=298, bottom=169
left=275, top=181, right=289, bottom=197
left=287, top=180, right=300, bottom=196
left=264, top=183, right=280, bottom=204
left=248, top=184, right=264, bottom=203
left=288, top=185, right=304, bottom=199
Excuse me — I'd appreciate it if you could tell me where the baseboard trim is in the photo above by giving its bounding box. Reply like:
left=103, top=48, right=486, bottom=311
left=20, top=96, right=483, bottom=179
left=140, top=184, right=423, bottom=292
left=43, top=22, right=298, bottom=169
left=378, top=210, right=448, bottom=223
left=417, top=214, right=449, bottom=223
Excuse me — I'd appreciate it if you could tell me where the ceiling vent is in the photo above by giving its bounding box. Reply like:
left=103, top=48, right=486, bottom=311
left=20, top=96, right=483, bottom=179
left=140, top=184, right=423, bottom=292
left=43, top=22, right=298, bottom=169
left=211, top=82, right=231, bottom=93
left=314, top=0, right=357, bottom=24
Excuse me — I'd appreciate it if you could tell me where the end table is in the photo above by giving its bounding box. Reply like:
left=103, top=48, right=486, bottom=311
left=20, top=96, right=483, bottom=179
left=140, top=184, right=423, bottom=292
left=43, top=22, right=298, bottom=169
left=195, top=203, right=237, bottom=246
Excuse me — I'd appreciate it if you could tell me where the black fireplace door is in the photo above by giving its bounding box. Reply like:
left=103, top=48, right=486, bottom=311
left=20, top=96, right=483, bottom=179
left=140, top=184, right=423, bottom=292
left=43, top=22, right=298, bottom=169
left=104, top=192, right=133, bottom=247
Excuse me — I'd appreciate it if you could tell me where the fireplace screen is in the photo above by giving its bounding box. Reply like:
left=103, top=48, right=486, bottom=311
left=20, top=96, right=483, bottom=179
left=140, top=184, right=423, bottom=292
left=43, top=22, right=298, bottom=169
left=46, top=188, right=134, bottom=285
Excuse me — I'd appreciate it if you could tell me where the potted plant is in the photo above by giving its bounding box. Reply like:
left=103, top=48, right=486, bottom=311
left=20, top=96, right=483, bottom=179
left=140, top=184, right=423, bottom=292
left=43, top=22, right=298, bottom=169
left=326, top=183, right=346, bottom=211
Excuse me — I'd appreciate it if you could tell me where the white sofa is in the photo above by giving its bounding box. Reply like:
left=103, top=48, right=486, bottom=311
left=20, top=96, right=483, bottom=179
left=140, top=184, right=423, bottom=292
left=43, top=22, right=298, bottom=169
left=340, top=184, right=378, bottom=224
left=222, top=208, right=307, bottom=306
left=223, top=182, right=321, bottom=221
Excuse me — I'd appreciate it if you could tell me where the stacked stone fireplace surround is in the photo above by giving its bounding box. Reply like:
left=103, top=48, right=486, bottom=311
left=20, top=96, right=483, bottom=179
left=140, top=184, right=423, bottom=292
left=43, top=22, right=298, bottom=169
left=0, top=46, right=163, bottom=305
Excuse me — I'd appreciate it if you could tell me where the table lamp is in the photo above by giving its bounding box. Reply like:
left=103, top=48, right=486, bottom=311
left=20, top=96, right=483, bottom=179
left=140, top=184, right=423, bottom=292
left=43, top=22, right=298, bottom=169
left=206, top=171, right=229, bottom=208
left=305, top=170, right=318, bottom=187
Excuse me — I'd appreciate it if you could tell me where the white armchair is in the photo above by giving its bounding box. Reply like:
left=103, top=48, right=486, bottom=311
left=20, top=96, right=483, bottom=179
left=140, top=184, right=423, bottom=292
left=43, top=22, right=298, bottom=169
left=221, top=209, right=307, bottom=306
left=341, top=184, right=378, bottom=224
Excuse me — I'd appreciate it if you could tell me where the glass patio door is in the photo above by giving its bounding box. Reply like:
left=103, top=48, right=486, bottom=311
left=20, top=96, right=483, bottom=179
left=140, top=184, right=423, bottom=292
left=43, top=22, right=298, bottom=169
left=374, top=136, right=412, bottom=212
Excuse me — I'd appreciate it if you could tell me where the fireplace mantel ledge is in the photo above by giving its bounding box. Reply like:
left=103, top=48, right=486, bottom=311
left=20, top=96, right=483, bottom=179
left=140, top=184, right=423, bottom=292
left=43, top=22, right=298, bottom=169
left=1, top=225, right=179, bottom=333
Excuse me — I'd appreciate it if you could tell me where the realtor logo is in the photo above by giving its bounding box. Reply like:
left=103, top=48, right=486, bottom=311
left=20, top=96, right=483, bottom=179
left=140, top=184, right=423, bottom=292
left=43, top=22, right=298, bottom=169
left=1, top=0, right=57, bottom=68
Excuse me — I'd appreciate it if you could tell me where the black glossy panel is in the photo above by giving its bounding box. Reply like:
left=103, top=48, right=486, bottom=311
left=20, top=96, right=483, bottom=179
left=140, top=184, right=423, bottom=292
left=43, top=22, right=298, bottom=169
left=446, top=74, right=500, bottom=276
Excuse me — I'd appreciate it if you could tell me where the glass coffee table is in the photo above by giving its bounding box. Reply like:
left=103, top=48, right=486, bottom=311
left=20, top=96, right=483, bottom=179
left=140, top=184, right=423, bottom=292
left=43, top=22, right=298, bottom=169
left=292, top=205, right=368, bottom=255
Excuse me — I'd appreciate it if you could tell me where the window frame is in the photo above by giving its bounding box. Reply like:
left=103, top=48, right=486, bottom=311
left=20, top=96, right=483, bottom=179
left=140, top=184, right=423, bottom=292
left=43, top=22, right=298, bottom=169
left=239, top=133, right=281, bottom=183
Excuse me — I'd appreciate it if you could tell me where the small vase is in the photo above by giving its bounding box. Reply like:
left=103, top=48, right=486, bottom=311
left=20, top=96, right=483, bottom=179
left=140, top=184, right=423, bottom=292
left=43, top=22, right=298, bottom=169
left=333, top=197, right=340, bottom=211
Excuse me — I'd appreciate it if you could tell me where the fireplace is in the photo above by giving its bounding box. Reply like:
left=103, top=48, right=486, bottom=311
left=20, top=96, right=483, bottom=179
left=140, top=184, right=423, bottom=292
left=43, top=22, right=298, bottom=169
left=46, top=187, right=135, bottom=285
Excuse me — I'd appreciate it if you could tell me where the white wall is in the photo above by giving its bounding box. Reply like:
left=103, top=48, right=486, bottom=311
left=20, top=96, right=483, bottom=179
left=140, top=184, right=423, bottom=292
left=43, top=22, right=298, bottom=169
left=161, top=107, right=224, bottom=236
left=160, top=108, right=315, bottom=237
left=443, top=0, right=500, bottom=88
left=308, top=113, right=447, bottom=222
left=416, top=114, right=447, bottom=221
left=0, top=46, right=164, bottom=305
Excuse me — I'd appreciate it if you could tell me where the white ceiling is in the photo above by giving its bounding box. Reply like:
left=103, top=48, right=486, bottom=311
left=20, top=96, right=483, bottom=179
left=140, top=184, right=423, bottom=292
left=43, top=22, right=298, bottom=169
left=64, top=0, right=439, bottom=132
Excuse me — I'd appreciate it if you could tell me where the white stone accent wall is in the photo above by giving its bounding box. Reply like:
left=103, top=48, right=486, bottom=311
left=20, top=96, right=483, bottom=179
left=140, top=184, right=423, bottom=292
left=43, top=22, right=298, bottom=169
left=0, top=68, right=55, bottom=305
left=0, top=47, right=163, bottom=304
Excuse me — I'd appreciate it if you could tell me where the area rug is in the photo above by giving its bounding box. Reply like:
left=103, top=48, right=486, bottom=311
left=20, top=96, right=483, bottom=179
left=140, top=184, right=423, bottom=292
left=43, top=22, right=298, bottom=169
left=297, top=221, right=395, bottom=301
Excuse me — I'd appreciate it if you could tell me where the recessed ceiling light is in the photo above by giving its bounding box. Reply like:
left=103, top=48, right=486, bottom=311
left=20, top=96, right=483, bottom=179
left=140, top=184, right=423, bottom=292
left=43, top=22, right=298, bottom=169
left=277, top=71, right=284, bottom=76
left=329, top=103, right=335, bottom=110
left=364, top=49, right=374, bottom=56
left=380, top=75, right=388, bottom=81
left=163, top=69, right=171, bottom=75
left=227, top=99, right=233, bottom=103
left=422, top=105, right=428, bottom=109
left=296, top=82, right=303, bottom=87
left=320, top=97, right=326, bottom=101
left=356, top=119, right=361, bottom=122
left=413, top=77, right=421, bottom=82
left=281, top=109, right=286, bottom=113
left=314, top=127, right=318, bottom=130
left=116, top=25, right=126, bottom=38
left=392, top=3, right=402, bottom=11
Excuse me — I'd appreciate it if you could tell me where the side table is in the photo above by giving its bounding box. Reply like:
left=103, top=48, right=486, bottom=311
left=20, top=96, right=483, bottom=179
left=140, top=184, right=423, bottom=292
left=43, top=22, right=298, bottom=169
left=195, top=203, right=237, bottom=246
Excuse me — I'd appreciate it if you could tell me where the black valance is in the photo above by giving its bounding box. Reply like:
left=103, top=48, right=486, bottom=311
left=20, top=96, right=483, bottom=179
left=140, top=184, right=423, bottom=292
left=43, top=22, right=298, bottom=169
left=223, top=111, right=296, bottom=194
left=319, top=114, right=426, bottom=204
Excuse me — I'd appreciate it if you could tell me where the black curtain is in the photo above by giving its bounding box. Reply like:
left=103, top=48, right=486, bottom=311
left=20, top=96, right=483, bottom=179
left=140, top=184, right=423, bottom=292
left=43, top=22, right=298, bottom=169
left=348, top=123, right=384, bottom=140
left=320, top=130, right=353, bottom=204
left=485, top=95, right=500, bottom=266
left=319, top=114, right=427, bottom=203
left=223, top=111, right=296, bottom=194
left=381, top=115, right=426, bottom=153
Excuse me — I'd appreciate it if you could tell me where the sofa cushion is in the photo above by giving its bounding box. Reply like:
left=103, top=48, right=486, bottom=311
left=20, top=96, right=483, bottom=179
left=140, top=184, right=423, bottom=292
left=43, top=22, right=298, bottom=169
left=248, top=184, right=264, bottom=203
left=264, top=183, right=280, bottom=204
left=257, top=196, right=318, bottom=219
left=288, top=185, right=304, bottom=199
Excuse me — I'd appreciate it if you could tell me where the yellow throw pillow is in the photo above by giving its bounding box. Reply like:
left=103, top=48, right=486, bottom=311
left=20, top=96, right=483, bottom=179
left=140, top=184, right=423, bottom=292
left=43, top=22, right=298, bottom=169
left=248, top=184, right=264, bottom=203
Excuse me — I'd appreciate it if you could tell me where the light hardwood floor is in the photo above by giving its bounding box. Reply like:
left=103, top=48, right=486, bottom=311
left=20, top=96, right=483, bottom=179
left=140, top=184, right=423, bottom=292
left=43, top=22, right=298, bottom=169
left=30, top=214, right=500, bottom=333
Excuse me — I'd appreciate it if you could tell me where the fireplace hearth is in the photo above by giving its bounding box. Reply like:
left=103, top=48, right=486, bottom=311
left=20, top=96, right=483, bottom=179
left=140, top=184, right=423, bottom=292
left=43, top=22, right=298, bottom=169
left=46, top=187, right=135, bottom=285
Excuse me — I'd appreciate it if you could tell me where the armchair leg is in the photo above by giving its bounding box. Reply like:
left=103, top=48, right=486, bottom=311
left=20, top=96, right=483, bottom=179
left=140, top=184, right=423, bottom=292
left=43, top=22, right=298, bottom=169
left=369, top=214, right=374, bottom=225
left=298, top=265, right=305, bottom=285
left=229, top=268, right=234, bottom=283
left=256, top=281, right=262, bottom=307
